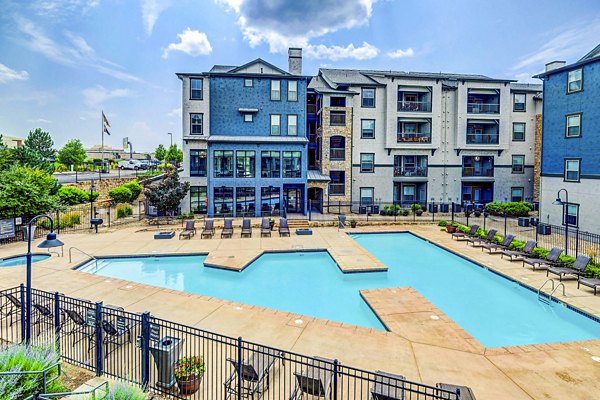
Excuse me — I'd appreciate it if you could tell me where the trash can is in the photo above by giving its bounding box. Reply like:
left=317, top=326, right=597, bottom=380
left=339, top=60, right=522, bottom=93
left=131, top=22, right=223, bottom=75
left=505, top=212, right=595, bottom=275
left=150, top=336, right=183, bottom=389
left=428, top=204, right=438, bottom=213
left=22, top=225, right=36, bottom=242
left=530, top=217, right=540, bottom=227
left=452, top=203, right=462, bottom=213
left=338, top=214, right=346, bottom=228
left=440, top=203, right=449, bottom=213
left=518, top=217, right=530, bottom=227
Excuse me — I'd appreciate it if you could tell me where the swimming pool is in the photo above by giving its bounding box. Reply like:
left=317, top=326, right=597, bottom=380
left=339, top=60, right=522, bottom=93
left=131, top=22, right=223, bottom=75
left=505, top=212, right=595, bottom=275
left=77, top=233, right=600, bottom=347
left=0, top=254, right=51, bottom=267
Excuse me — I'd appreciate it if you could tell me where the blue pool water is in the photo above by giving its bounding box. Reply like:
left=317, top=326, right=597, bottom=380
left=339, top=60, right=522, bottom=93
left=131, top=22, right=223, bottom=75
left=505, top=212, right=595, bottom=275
left=0, top=254, right=51, bottom=267
left=78, top=233, right=600, bottom=347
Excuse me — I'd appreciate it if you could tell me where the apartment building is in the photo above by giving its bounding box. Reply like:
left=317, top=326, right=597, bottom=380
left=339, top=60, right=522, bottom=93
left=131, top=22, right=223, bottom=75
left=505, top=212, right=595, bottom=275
left=307, top=69, right=542, bottom=211
left=178, top=50, right=308, bottom=217
left=535, top=44, right=600, bottom=233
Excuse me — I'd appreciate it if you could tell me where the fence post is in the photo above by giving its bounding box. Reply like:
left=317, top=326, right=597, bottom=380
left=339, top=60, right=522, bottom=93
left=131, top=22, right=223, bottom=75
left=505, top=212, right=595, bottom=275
left=466, top=209, right=469, bottom=227
left=19, top=284, right=25, bottom=342
left=140, top=312, right=151, bottom=389
left=56, top=210, right=61, bottom=235
left=504, top=212, right=507, bottom=237
left=332, top=359, right=339, bottom=400
left=138, top=201, right=142, bottom=221
left=432, top=202, right=435, bottom=223
left=308, top=199, right=312, bottom=221
left=75, top=170, right=78, bottom=183
left=237, top=337, right=243, bottom=400
left=54, top=292, right=61, bottom=353
left=575, top=228, right=580, bottom=257
left=107, top=208, right=111, bottom=228
left=95, top=302, right=104, bottom=376
left=451, top=202, right=455, bottom=224
left=483, top=212, right=487, bottom=231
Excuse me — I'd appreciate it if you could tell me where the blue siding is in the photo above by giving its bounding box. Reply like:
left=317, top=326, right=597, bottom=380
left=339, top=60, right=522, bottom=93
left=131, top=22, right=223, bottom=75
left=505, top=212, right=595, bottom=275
left=541, top=61, right=600, bottom=176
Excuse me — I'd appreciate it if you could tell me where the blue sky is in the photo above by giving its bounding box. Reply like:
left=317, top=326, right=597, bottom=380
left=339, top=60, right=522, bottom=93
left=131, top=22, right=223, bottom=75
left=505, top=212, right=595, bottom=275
left=0, top=0, right=598, bottom=152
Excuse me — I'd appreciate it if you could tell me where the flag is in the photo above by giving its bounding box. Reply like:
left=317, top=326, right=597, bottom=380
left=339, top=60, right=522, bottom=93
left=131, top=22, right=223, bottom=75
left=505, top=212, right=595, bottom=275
left=104, top=126, right=111, bottom=136
left=102, top=112, right=111, bottom=135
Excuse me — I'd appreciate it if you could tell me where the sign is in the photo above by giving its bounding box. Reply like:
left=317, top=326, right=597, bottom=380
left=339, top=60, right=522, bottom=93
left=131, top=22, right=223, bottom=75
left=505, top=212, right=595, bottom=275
left=150, top=323, right=161, bottom=342
left=85, top=309, right=96, bottom=327
left=122, top=137, right=129, bottom=150
left=116, top=316, right=127, bottom=331
left=0, top=218, right=16, bottom=239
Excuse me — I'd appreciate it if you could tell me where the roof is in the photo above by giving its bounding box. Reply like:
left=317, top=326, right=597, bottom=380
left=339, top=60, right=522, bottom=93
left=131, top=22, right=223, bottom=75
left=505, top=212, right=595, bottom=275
left=579, top=43, right=600, bottom=62
left=510, top=83, right=543, bottom=92
left=207, top=135, right=308, bottom=145
left=209, top=65, right=236, bottom=73
left=307, top=170, right=331, bottom=182
left=534, top=43, right=600, bottom=78
left=308, top=75, right=357, bottom=94
left=319, top=69, right=384, bottom=86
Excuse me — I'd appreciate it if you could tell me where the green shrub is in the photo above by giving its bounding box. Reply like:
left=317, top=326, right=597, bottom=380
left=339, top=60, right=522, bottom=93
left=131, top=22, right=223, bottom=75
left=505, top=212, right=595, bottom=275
left=109, top=186, right=133, bottom=204
left=438, top=220, right=448, bottom=227
left=484, top=201, right=533, bottom=217
left=107, top=382, right=147, bottom=400
left=401, top=208, right=409, bottom=216
left=116, top=204, right=133, bottom=219
left=56, top=186, right=98, bottom=205
left=62, top=212, right=81, bottom=227
left=123, top=181, right=142, bottom=200
left=411, top=203, right=422, bottom=212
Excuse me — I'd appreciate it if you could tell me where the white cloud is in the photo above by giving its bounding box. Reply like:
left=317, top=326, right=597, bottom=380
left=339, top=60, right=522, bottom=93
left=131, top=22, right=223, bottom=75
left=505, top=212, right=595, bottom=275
left=305, top=42, right=379, bottom=61
left=141, top=0, right=171, bottom=36
left=167, top=107, right=181, bottom=118
left=387, top=47, right=414, bottom=59
left=29, top=0, right=100, bottom=18
left=162, top=28, right=213, bottom=58
left=0, top=63, right=29, bottom=83
left=27, top=118, right=52, bottom=124
left=82, top=85, right=131, bottom=108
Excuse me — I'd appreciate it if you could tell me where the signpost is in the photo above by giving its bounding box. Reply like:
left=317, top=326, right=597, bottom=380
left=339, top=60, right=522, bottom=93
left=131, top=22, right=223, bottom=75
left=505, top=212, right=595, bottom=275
left=0, top=218, right=16, bottom=239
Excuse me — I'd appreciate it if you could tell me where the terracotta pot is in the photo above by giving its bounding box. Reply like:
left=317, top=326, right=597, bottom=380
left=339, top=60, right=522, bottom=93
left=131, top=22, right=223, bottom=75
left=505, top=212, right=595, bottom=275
left=176, top=374, right=203, bottom=395
left=446, top=225, right=457, bottom=233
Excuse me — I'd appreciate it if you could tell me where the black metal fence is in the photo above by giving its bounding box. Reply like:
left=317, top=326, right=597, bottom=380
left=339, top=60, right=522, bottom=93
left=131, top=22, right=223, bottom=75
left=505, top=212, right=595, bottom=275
left=0, top=286, right=461, bottom=399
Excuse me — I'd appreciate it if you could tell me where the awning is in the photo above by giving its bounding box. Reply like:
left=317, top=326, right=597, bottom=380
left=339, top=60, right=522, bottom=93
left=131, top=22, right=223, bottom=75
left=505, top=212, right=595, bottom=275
left=468, top=89, right=498, bottom=95
left=307, top=170, right=331, bottom=182
left=398, top=118, right=430, bottom=123
left=238, top=108, right=259, bottom=113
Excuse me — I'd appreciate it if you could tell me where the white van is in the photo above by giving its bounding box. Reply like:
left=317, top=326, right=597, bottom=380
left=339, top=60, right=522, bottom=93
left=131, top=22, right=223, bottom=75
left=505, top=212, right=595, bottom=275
left=118, top=159, right=143, bottom=170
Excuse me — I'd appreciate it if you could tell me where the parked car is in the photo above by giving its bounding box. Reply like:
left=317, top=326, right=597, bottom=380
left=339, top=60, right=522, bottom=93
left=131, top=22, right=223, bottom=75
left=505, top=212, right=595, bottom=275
left=118, top=159, right=143, bottom=170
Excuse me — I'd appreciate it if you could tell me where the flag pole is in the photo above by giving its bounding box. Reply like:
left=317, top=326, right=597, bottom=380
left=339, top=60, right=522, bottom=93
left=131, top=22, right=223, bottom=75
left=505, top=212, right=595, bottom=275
left=101, top=110, right=105, bottom=174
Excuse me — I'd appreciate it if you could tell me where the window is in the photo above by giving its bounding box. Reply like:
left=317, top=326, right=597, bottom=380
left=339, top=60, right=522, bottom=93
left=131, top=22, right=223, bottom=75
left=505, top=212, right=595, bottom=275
left=330, top=111, right=346, bottom=126
left=190, top=113, right=203, bottom=135
left=330, top=97, right=346, bottom=107
left=190, top=150, right=207, bottom=177
left=287, top=80, right=298, bottom=101
left=564, top=159, right=580, bottom=182
left=513, top=93, right=526, bottom=111
left=362, top=88, right=375, bottom=107
left=214, top=187, right=233, bottom=216
left=462, top=156, right=494, bottom=177
left=564, top=204, right=579, bottom=227
left=361, top=119, right=375, bottom=139
left=283, top=151, right=302, bottom=178
left=287, top=115, right=298, bottom=136
left=270, top=114, right=281, bottom=135
left=329, top=171, right=345, bottom=196
left=329, top=136, right=345, bottom=160
left=244, top=78, right=253, bottom=87
left=236, top=187, right=255, bottom=216
left=403, top=185, right=415, bottom=201
left=261, top=186, right=280, bottom=216
left=511, top=187, right=524, bottom=202
left=190, top=186, right=207, bottom=214
left=512, top=123, right=525, bottom=141
left=236, top=150, right=255, bottom=178
left=244, top=113, right=253, bottom=123
left=270, top=80, right=281, bottom=100
left=360, top=188, right=374, bottom=205
left=213, top=150, right=233, bottom=178
left=512, top=155, right=525, bottom=174
left=261, top=151, right=280, bottom=178
left=566, top=114, right=581, bottom=137
left=190, top=78, right=203, bottom=100
left=360, top=153, right=374, bottom=173
left=567, top=69, right=582, bottom=93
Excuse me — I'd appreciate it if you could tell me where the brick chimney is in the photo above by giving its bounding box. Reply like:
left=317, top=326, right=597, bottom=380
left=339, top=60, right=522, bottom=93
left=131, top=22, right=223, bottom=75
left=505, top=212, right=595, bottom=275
left=288, top=48, right=302, bottom=75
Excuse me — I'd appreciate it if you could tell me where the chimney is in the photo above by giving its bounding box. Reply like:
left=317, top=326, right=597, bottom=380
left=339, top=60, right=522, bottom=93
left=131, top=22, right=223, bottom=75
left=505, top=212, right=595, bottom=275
left=545, top=61, right=566, bottom=72
left=288, top=48, right=302, bottom=75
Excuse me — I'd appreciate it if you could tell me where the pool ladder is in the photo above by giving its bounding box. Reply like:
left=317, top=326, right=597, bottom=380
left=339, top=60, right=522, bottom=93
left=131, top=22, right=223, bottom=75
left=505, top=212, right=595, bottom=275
left=69, top=247, right=98, bottom=272
left=537, top=279, right=565, bottom=304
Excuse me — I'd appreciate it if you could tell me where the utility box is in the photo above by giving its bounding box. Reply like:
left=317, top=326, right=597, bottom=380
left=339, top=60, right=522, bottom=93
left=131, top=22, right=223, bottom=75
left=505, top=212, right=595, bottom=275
left=150, top=336, right=183, bottom=389
left=537, top=224, right=551, bottom=235
left=518, top=217, right=530, bottom=227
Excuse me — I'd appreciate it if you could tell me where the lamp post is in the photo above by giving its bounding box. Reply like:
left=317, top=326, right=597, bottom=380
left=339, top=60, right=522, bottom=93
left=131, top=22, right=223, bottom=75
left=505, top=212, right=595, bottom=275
left=167, top=132, right=173, bottom=147
left=25, top=215, right=64, bottom=343
left=89, top=180, right=96, bottom=229
left=553, top=188, right=569, bottom=255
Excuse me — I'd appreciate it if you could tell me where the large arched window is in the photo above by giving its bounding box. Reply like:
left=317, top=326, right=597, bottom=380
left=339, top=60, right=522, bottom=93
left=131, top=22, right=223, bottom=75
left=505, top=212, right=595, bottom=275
left=330, top=136, right=345, bottom=161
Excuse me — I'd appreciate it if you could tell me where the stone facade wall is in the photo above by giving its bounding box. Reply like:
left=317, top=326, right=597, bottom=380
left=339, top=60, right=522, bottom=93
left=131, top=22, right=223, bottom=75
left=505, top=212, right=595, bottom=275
left=534, top=113, right=542, bottom=201
left=321, top=106, right=353, bottom=208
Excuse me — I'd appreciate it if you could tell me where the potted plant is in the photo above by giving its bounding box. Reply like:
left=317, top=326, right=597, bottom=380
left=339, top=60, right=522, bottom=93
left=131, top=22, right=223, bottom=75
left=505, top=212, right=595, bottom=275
left=474, top=209, right=482, bottom=217
left=268, top=217, right=275, bottom=230
left=411, top=203, right=423, bottom=216
left=174, top=356, right=205, bottom=395
left=350, top=219, right=357, bottom=228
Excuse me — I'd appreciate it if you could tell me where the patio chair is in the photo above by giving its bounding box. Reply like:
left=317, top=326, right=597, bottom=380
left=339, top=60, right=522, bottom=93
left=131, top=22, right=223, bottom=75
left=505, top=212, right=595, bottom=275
left=501, top=240, right=537, bottom=262
left=261, top=218, right=271, bottom=238
left=547, top=255, right=591, bottom=281
left=241, top=219, right=252, bottom=238
left=481, top=234, right=514, bottom=254
left=289, top=356, right=334, bottom=400
left=179, top=220, right=196, bottom=240
left=466, top=229, right=497, bottom=247
left=0, top=292, right=22, bottom=327
left=451, top=225, right=479, bottom=241
left=63, top=306, right=95, bottom=352
left=102, top=306, right=133, bottom=359
left=370, top=370, right=405, bottom=400
left=522, top=247, right=563, bottom=271
left=32, top=301, right=55, bottom=337
left=578, top=275, right=600, bottom=295
left=279, top=218, right=290, bottom=237
left=224, top=348, right=283, bottom=399
left=436, top=383, right=477, bottom=400
left=221, top=219, right=234, bottom=238
left=201, top=219, right=215, bottom=239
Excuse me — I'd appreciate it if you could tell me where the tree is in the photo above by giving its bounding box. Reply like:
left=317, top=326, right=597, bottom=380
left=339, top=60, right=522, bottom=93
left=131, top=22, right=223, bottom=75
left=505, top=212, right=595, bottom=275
left=155, top=144, right=166, bottom=161
left=57, top=139, right=86, bottom=168
left=165, top=144, right=183, bottom=165
left=24, top=128, right=55, bottom=160
left=11, top=146, right=55, bottom=174
left=0, top=166, right=63, bottom=218
left=143, top=170, right=189, bottom=216
left=0, top=134, right=12, bottom=171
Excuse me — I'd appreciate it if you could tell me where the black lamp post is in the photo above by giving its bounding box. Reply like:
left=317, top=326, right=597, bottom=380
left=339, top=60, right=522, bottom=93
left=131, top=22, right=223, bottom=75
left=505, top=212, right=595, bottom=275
left=89, top=180, right=96, bottom=228
left=25, top=214, right=63, bottom=343
left=167, top=132, right=173, bottom=147
left=553, top=188, right=569, bottom=255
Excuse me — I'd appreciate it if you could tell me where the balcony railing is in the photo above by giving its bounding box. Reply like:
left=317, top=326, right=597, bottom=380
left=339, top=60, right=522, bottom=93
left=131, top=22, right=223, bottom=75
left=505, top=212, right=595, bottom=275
left=329, top=183, right=345, bottom=195
left=397, top=101, right=432, bottom=112
left=330, top=148, right=345, bottom=160
left=397, top=132, right=431, bottom=143
left=462, top=167, right=494, bottom=177
left=393, top=166, right=428, bottom=177
left=466, top=133, right=499, bottom=145
left=467, top=103, right=499, bottom=114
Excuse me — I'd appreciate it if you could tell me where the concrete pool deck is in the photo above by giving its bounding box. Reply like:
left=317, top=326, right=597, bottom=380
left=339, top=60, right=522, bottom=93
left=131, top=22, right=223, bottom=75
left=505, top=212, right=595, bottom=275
left=0, top=224, right=599, bottom=399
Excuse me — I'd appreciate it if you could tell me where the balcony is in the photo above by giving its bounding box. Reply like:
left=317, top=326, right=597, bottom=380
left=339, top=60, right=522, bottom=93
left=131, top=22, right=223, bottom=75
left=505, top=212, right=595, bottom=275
left=397, top=101, right=432, bottom=113
left=467, top=103, right=500, bottom=114
left=466, top=133, right=499, bottom=145
left=397, top=132, right=431, bottom=143
left=329, top=183, right=345, bottom=195
left=393, top=166, right=428, bottom=177
left=462, top=166, right=494, bottom=177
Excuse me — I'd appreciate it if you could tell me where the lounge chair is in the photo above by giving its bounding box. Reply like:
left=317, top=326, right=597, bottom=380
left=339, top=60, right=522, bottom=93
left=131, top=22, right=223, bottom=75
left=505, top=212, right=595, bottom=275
left=501, top=240, right=537, bottom=262
left=241, top=219, right=252, bottom=238
left=451, top=225, right=479, bottom=241
left=221, top=219, right=234, bottom=238
left=0, top=292, right=21, bottom=327
left=481, top=234, right=514, bottom=254
left=179, top=220, right=196, bottom=240
left=522, top=247, right=563, bottom=271
left=63, top=306, right=95, bottom=352
left=547, top=255, right=591, bottom=281
left=371, top=370, right=405, bottom=400
left=436, top=383, right=477, bottom=400
left=32, top=301, right=55, bottom=337
left=224, top=348, right=283, bottom=398
left=279, top=218, right=290, bottom=237
left=290, top=356, right=334, bottom=400
left=102, top=305, right=133, bottom=359
left=201, top=220, right=215, bottom=239
left=466, top=229, right=497, bottom=247
left=261, top=218, right=271, bottom=237
left=578, top=275, right=600, bottom=295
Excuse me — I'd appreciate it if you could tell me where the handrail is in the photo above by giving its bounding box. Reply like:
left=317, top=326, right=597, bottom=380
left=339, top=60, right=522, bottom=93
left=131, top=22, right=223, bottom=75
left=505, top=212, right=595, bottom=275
left=0, top=362, right=61, bottom=394
left=68, top=247, right=98, bottom=271
left=537, top=279, right=555, bottom=301
left=26, top=380, right=109, bottom=400
left=549, top=283, right=566, bottom=298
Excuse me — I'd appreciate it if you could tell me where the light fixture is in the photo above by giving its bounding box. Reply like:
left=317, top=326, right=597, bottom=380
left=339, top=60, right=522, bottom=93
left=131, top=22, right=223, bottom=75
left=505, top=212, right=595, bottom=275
left=37, top=232, right=64, bottom=249
left=552, top=197, right=564, bottom=206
